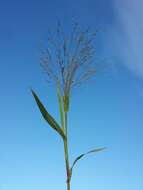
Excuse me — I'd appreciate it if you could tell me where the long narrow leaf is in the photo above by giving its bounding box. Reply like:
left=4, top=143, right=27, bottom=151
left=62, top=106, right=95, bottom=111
left=31, top=89, right=66, bottom=141
left=70, top=147, right=106, bottom=177
left=57, top=85, right=64, bottom=130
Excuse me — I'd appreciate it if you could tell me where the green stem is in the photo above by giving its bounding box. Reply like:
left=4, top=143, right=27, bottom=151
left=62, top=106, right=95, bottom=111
left=65, top=112, right=68, bottom=137
left=64, top=111, right=71, bottom=190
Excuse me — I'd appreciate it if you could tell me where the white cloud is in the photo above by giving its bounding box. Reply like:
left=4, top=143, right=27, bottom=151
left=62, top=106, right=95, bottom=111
left=112, top=0, right=143, bottom=79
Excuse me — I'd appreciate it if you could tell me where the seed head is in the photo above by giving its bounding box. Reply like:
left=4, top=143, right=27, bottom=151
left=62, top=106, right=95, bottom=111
left=40, top=23, right=97, bottom=111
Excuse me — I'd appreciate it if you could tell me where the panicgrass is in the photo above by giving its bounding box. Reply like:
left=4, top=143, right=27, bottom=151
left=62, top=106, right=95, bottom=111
left=32, top=23, right=105, bottom=190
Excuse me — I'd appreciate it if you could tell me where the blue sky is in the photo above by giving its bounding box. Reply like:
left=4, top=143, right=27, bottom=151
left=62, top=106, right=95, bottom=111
left=0, top=0, right=143, bottom=190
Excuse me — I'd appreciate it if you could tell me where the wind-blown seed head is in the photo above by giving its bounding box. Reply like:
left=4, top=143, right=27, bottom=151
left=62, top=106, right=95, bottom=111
left=40, top=23, right=97, bottom=109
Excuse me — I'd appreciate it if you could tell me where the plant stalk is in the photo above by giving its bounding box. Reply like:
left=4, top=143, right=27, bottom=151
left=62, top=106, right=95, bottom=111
left=63, top=111, right=71, bottom=190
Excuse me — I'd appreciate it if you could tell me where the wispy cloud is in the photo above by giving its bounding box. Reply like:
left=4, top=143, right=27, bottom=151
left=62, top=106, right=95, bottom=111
left=111, top=0, right=143, bottom=79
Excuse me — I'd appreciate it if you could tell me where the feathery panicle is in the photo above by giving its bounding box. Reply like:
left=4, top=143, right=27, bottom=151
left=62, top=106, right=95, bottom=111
left=40, top=23, right=97, bottom=111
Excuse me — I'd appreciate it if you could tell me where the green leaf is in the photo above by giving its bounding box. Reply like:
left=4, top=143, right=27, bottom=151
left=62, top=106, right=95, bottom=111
left=70, top=147, right=106, bottom=177
left=57, top=85, right=64, bottom=130
left=31, top=89, right=66, bottom=141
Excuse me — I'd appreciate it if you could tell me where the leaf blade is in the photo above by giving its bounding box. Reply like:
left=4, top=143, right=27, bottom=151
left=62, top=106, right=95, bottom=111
left=31, top=89, right=66, bottom=141
left=57, top=85, right=64, bottom=130
left=70, top=147, right=106, bottom=177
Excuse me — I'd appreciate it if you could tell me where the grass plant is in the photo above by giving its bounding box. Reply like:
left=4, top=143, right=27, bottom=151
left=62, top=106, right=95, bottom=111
left=31, top=23, right=105, bottom=190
